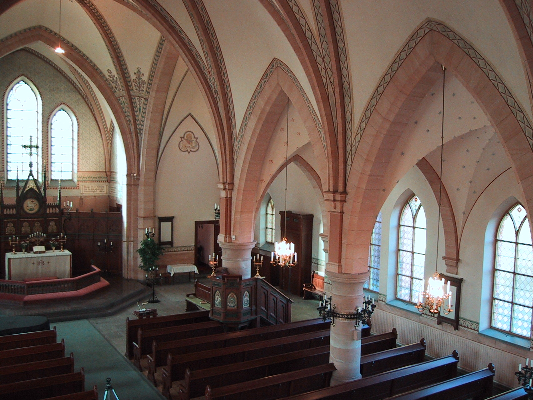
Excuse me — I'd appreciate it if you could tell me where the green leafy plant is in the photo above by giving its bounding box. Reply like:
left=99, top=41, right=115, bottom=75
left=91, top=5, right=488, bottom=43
left=137, top=234, right=163, bottom=273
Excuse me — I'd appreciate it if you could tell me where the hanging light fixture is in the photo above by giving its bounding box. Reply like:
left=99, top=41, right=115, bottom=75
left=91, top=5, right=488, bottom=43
left=271, top=101, right=297, bottom=268
left=416, top=65, right=452, bottom=316
left=55, top=0, right=65, bottom=54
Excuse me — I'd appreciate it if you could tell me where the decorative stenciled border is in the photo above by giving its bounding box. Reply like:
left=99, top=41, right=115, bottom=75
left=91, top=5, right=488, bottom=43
left=348, top=19, right=533, bottom=178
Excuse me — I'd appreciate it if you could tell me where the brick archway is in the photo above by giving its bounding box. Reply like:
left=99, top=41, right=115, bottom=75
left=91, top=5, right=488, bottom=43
left=343, top=29, right=533, bottom=275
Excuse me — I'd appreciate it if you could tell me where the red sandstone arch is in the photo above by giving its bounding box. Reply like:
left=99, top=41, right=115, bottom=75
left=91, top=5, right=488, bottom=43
left=342, top=29, right=533, bottom=275
left=233, top=65, right=328, bottom=243
left=255, top=154, right=325, bottom=232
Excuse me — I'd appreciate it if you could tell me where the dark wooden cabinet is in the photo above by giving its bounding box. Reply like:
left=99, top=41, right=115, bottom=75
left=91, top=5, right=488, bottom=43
left=279, top=211, right=313, bottom=296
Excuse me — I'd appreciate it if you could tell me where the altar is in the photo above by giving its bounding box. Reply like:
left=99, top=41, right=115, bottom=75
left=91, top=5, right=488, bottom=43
left=5, top=251, right=72, bottom=281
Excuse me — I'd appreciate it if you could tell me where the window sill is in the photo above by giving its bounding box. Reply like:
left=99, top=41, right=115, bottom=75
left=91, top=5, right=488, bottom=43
left=386, top=299, right=420, bottom=314
left=479, top=328, right=530, bottom=349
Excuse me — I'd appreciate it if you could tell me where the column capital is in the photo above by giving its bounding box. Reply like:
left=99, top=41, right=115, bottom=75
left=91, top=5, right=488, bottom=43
left=217, top=182, right=234, bottom=196
left=443, top=256, right=459, bottom=275
left=324, top=191, right=347, bottom=212
left=127, top=173, right=140, bottom=186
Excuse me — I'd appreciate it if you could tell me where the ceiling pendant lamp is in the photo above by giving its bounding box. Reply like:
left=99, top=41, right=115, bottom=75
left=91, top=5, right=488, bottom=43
left=416, top=65, right=453, bottom=316
left=55, top=0, right=65, bottom=54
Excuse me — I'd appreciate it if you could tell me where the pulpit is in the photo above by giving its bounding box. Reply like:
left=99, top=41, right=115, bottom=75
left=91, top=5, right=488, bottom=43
left=210, top=275, right=257, bottom=329
left=5, top=251, right=72, bottom=281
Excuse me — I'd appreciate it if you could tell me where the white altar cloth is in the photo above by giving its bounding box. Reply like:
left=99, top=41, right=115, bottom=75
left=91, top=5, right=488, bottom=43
left=5, top=251, right=72, bottom=281
left=166, top=264, right=198, bottom=276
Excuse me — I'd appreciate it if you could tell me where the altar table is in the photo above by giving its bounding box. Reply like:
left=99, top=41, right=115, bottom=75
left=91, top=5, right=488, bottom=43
left=166, top=264, right=198, bottom=282
left=5, top=251, right=72, bottom=281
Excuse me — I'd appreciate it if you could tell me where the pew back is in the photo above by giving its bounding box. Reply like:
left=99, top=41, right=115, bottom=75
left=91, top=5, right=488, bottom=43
left=162, top=329, right=330, bottom=398
left=133, top=320, right=224, bottom=369
left=0, top=340, right=65, bottom=367
left=126, top=309, right=210, bottom=358
left=486, top=388, right=529, bottom=400
left=360, top=328, right=397, bottom=355
left=40, top=386, right=98, bottom=400
left=360, top=338, right=426, bottom=377
left=178, top=345, right=330, bottom=400
left=0, top=327, right=57, bottom=351
left=386, top=364, right=495, bottom=400
left=0, top=370, right=85, bottom=400
left=276, top=352, right=459, bottom=400
left=204, top=363, right=336, bottom=400
left=0, top=353, right=74, bottom=384
left=148, top=318, right=330, bottom=382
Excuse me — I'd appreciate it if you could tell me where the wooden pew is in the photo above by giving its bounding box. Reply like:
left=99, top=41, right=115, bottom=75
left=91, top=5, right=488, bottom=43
left=41, top=386, right=98, bottom=400
left=0, top=353, right=74, bottom=384
left=385, top=364, right=495, bottom=400
left=360, top=338, right=426, bottom=377
left=177, top=345, right=330, bottom=400
left=0, top=369, right=86, bottom=400
left=161, top=329, right=330, bottom=399
left=0, top=340, right=65, bottom=367
left=126, top=309, right=210, bottom=358
left=204, top=363, right=336, bottom=400
left=486, top=388, right=528, bottom=400
left=147, top=318, right=330, bottom=384
left=0, top=327, right=57, bottom=351
left=277, top=352, right=459, bottom=400
left=361, top=328, right=397, bottom=355
left=133, top=320, right=224, bottom=370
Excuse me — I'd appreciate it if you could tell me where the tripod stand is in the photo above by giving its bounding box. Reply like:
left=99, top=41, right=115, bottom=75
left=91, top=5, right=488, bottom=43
left=103, top=378, right=120, bottom=400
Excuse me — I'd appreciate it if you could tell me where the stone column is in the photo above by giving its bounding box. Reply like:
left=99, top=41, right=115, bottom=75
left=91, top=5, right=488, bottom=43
left=327, top=270, right=369, bottom=385
left=218, top=241, right=256, bottom=278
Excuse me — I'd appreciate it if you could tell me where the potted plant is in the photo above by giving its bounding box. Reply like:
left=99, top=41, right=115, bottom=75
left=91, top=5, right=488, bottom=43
left=137, top=230, right=163, bottom=303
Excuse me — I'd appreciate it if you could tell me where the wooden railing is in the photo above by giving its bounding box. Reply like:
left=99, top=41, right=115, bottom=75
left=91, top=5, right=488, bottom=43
left=0, top=265, right=101, bottom=297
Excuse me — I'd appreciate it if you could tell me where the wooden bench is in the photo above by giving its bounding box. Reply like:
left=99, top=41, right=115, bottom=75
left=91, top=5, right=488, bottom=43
left=185, top=280, right=211, bottom=311
left=177, top=345, right=330, bottom=400
left=0, top=327, right=57, bottom=351
left=385, top=364, right=495, bottom=400
left=0, top=369, right=85, bottom=400
left=133, top=320, right=224, bottom=370
left=361, top=328, right=397, bottom=355
left=41, top=386, right=98, bottom=400
left=486, top=388, right=528, bottom=400
left=0, top=340, right=65, bottom=367
left=303, top=271, right=325, bottom=300
left=161, top=329, right=330, bottom=399
left=147, top=318, right=330, bottom=384
left=0, top=353, right=74, bottom=384
left=126, top=309, right=210, bottom=358
left=277, top=352, right=459, bottom=400
left=204, top=363, right=336, bottom=400
left=360, top=338, right=426, bottom=377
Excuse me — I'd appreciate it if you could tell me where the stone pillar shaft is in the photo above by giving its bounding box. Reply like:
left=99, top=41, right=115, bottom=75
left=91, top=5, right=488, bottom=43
left=327, top=270, right=369, bottom=385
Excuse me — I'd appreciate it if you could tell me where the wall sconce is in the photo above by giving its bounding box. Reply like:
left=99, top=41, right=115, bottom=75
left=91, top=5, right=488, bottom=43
left=318, top=296, right=376, bottom=327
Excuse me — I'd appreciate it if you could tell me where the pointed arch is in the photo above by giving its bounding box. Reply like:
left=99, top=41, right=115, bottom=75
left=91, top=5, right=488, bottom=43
left=0, top=26, right=136, bottom=174
left=232, top=64, right=327, bottom=242
left=343, top=23, right=533, bottom=276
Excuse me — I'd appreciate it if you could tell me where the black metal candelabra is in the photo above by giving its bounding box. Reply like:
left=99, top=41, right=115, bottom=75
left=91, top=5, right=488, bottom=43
left=318, top=296, right=376, bottom=327
left=516, top=362, right=533, bottom=399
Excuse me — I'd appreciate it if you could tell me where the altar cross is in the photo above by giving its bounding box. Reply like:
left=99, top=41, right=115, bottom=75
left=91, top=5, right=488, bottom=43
left=22, top=136, right=39, bottom=171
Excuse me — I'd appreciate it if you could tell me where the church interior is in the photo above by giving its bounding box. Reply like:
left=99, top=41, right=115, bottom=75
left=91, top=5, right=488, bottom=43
left=1, top=0, right=533, bottom=398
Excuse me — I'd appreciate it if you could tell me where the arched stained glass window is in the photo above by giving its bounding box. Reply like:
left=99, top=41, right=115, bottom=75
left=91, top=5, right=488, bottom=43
left=51, top=108, right=76, bottom=180
left=266, top=197, right=275, bottom=244
left=365, top=212, right=382, bottom=291
left=492, top=204, right=533, bottom=337
left=397, top=196, right=426, bottom=302
left=6, top=79, right=42, bottom=180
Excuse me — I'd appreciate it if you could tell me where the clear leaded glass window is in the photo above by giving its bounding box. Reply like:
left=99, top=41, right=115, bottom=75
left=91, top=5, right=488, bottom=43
left=6, top=80, right=42, bottom=180
left=397, top=196, right=426, bottom=302
left=266, top=197, right=275, bottom=244
left=365, top=212, right=382, bottom=291
left=51, top=108, right=76, bottom=180
left=491, top=204, right=533, bottom=337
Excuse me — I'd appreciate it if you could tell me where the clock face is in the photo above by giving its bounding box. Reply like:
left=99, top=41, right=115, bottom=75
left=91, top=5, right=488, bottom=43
left=23, top=198, right=40, bottom=214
